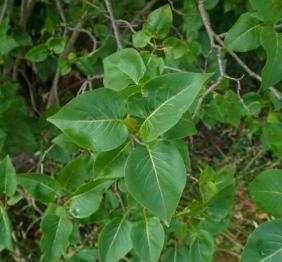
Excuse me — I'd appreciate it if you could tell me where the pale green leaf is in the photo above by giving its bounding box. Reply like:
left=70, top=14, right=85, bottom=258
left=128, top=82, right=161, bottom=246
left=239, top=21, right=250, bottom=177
left=163, top=37, right=189, bottom=59
left=144, top=5, right=173, bottom=39
left=132, top=30, right=151, bottom=48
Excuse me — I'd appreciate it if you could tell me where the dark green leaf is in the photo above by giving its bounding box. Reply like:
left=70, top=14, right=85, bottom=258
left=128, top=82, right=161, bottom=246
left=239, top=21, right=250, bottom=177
left=40, top=206, right=73, bottom=262
left=241, top=219, right=282, bottom=262
left=189, top=230, right=214, bottom=262
left=249, top=169, right=282, bottom=218
left=25, top=44, right=49, bottom=62
left=99, top=218, right=132, bottom=262
left=249, top=0, right=282, bottom=23
left=0, top=156, right=16, bottom=197
left=17, top=173, right=64, bottom=203
left=139, top=72, right=211, bottom=142
left=0, top=203, right=13, bottom=251
left=131, top=216, right=164, bottom=262
left=48, top=88, right=129, bottom=152
left=103, top=48, right=146, bottom=91
left=57, top=154, right=94, bottom=192
left=261, top=27, right=282, bottom=89
left=125, top=141, right=186, bottom=224
left=69, top=180, right=113, bottom=218
left=224, top=12, right=262, bottom=52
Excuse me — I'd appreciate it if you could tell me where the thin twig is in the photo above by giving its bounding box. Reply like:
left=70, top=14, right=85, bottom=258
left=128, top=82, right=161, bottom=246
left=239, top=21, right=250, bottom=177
left=115, top=19, right=137, bottom=33
left=131, top=0, right=158, bottom=25
left=104, top=0, right=122, bottom=49
left=167, top=0, right=185, bottom=16
left=0, top=0, right=8, bottom=24
left=66, top=26, right=98, bottom=51
left=47, top=9, right=89, bottom=107
left=77, top=74, right=104, bottom=95
left=18, top=70, right=41, bottom=116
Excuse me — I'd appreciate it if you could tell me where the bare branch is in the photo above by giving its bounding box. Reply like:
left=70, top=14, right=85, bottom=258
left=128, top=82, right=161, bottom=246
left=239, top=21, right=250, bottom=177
left=47, top=10, right=89, bottom=108
left=104, top=0, right=122, bottom=49
left=194, top=0, right=281, bottom=118
left=131, top=0, right=158, bottom=25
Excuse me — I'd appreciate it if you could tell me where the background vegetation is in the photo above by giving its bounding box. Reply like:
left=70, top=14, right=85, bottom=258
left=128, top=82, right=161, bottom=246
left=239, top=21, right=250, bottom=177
left=0, top=0, right=282, bottom=261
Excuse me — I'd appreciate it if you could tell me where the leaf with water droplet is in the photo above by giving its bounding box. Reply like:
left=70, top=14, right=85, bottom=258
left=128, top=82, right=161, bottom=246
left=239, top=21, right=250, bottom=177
left=69, top=180, right=113, bottom=219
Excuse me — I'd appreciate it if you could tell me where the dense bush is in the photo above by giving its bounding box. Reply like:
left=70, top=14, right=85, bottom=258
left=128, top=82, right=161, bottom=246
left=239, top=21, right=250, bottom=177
left=1, top=0, right=282, bottom=261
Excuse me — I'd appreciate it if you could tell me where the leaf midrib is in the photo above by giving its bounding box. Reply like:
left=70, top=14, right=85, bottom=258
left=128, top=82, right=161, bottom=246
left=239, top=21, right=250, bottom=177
left=140, top=86, right=190, bottom=134
left=146, top=146, right=167, bottom=218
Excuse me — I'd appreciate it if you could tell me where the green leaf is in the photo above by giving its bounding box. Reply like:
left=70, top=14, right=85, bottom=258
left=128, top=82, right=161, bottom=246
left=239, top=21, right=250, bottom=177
left=163, top=112, right=197, bottom=139
left=103, top=48, right=146, bottom=91
left=261, top=122, right=282, bottom=158
left=224, top=12, right=262, bottom=52
left=99, top=218, right=132, bottom=262
left=46, top=37, right=66, bottom=54
left=241, top=219, right=282, bottom=262
left=189, top=230, right=214, bottom=262
left=215, top=90, right=242, bottom=127
left=17, top=173, right=64, bottom=204
left=0, top=203, right=13, bottom=251
left=74, top=52, right=98, bottom=76
left=25, top=44, right=49, bottom=62
left=57, top=154, right=94, bottom=192
left=48, top=88, right=129, bottom=152
left=125, top=141, right=186, bottom=224
left=132, top=30, right=151, bottom=48
left=131, top=216, right=164, bottom=262
left=139, top=72, right=211, bottom=142
left=67, top=248, right=99, bottom=262
left=249, top=0, right=282, bottom=23
left=69, top=180, right=113, bottom=218
left=144, top=5, right=173, bottom=39
left=0, top=24, right=19, bottom=55
left=163, top=37, right=189, bottom=59
left=249, top=169, right=282, bottom=218
left=40, top=206, right=73, bottom=262
left=94, top=141, right=132, bottom=178
left=200, top=167, right=235, bottom=220
left=140, top=52, right=164, bottom=82
left=261, top=27, right=282, bottom=89
left=162, top=245, right=189, bottom=262
left=0, top=155, right=16, bottom=197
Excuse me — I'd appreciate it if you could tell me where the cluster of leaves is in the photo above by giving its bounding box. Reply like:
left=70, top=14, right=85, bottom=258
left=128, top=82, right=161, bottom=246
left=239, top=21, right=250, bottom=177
left=1, top=0, right=282, bottom=261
